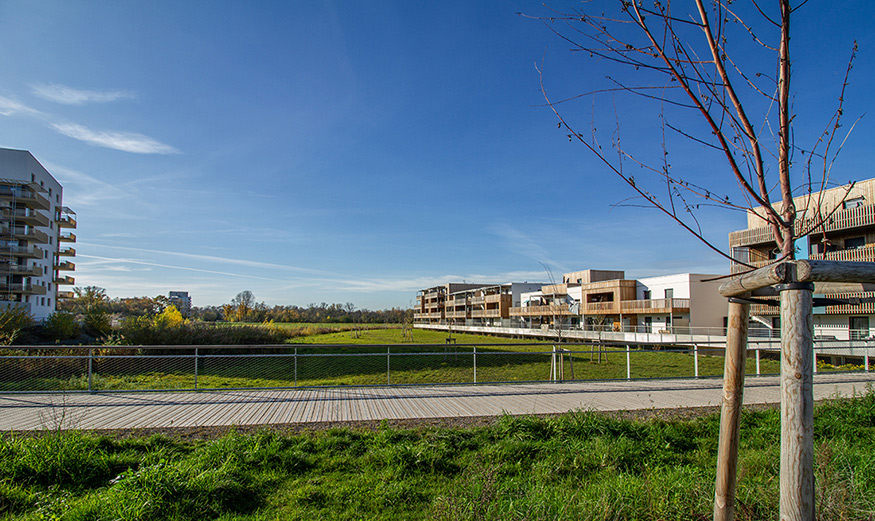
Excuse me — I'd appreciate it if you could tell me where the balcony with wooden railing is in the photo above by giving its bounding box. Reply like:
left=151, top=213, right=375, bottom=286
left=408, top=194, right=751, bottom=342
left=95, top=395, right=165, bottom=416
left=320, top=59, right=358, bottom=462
left=55, top=275, right=75, bottom=285
left=57, top=291, right=75, bottom=300
left=583, top=298, right=691, bottom=315
left=56, top=207, right=77, bottom=229
left=809, top=246, right=875, bottom=263
left=730, top=203, right=875, bottom=248
left=510, top=305, right=575, bottom=317
left=55, top=261, right=75, bottom=271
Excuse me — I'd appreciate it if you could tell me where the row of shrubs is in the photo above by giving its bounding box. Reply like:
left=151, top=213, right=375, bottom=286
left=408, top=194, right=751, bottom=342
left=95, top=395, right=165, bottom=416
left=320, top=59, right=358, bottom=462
left=0, top=305, right=389, bottom=346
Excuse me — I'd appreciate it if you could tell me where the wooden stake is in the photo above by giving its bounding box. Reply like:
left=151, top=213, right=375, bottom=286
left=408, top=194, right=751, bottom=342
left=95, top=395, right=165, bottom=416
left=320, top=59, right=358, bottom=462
left=779, top=282, right=814, bottom=521
left=714, top=299, right=749, bottom=521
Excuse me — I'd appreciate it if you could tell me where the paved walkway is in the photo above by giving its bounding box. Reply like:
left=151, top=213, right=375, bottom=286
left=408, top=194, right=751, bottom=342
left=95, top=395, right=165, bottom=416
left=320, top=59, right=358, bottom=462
left=1, top=373, right=873, bottom=431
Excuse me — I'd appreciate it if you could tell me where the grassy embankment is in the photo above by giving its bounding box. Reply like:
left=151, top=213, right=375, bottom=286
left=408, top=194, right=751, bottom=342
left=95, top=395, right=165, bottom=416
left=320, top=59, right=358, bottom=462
left=1, top=326, right=787, bottom=391
left=1, top=389, right=873, bottom=520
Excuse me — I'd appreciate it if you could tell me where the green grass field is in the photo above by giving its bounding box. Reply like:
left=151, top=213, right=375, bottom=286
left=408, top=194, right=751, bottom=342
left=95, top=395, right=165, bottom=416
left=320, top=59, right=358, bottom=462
left=1, top=389, right=873, bottom=520
left=0, top=327, right=787, bottom=392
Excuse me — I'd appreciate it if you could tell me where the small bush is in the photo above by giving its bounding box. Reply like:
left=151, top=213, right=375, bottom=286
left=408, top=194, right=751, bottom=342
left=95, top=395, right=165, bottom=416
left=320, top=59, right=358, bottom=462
left=0, top=305, right=34, bottom=345
left=42, top=312, right=80, bottom=341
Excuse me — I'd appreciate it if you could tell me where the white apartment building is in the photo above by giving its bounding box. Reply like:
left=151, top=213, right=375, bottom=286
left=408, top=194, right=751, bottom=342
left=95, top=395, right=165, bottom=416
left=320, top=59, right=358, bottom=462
left=513, top=270, right=725, bottom=333
left=0, top=148, right=76, bottom=320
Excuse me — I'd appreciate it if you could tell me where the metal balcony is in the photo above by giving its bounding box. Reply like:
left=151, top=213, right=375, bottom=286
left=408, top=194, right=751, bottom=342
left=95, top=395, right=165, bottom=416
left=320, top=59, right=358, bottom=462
left=55, top=261, right=75, bottom=271
left=55, top=275, right=75, bottom=285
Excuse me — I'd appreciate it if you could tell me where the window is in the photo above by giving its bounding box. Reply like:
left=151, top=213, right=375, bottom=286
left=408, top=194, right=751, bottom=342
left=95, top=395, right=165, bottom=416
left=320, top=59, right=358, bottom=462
left=664, top=288, right=674, bottom=299
left=845, top=237, right=865, bottom=249
left=844, top=197, right=865, bottom=209
left=643, top=290, right=652, bottom=300
left=850, top=316, right=869, bottom=340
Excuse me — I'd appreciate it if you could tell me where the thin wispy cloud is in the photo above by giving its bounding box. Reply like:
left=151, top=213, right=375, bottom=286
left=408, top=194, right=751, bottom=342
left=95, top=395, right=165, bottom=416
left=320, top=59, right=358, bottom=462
left=79, top=254, right=277, bottom=281
left=80, top=243, right=331, bottom=275
left=0, top=95, right=43, bottom=117
left=31, top=83, right=136, bottom=105
left=50, top=123, right=179, bottom=154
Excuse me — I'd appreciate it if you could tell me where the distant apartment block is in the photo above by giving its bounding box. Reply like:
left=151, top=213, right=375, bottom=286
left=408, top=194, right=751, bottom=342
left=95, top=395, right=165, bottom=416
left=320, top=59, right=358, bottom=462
left=414, top=283, right=544, bottom=327
left=0, top=148, right=76, bottom=320
left=729, top=178, right=875, bottom=339
left=414, top=269, right=725, bottom=333
left=169, top=291, right=192, bottom=317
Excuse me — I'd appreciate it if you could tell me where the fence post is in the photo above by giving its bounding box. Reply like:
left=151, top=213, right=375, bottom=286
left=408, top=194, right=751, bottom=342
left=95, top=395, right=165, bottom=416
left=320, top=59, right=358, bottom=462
left=87, top=348, right=93, bottom=392
left=866, top=342, right=870, bottom=373
left=387, top=346, right=391, bottom=385
left=756, top=348, right=761, bottom=376
left=694, top=344, right=699, bottom=378
left=294, top=347, right=298, bottom=387
left=626, top=345, right=631, bottom=380
left=194, top=347, right=198, bottom=389
left=473, top=346, right=477, bottom=383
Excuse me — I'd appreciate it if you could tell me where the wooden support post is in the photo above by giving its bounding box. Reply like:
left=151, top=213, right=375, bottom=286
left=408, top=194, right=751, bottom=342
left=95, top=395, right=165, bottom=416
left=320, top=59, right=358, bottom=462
left=714, top=299, right=749, bottom=521
left=779, top=282, right=815, bottom=521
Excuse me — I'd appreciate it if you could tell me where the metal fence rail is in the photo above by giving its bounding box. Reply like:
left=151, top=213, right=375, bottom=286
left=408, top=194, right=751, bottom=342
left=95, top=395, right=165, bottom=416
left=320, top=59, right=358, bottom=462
left=0, top=341, right=871, bottom=393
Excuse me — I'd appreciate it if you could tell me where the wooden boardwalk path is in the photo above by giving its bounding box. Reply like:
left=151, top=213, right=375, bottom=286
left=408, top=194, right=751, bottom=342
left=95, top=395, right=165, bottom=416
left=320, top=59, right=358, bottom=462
left=1, top=373, right=872, bottom=431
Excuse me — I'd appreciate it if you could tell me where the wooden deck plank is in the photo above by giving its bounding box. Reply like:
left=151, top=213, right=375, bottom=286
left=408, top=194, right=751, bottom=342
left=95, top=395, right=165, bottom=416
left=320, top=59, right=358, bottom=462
left=1, top=373, right=873, bottom=431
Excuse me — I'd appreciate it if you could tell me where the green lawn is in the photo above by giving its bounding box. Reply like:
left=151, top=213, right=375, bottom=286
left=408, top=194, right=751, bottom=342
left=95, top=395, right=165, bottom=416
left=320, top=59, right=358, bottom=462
left=0, top=328, right=785, bottom=391
left=1, top=390, right=873, bottom=520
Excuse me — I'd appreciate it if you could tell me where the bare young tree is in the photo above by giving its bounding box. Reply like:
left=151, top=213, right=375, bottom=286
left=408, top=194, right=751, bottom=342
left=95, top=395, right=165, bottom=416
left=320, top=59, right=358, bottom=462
left=528, top=2, right=858, bottom=519
left=528, top=0, right=857, bottom=264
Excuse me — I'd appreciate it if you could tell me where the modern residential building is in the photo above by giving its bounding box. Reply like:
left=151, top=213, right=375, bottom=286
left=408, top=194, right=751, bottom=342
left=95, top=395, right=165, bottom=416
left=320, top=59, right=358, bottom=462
left=729, top=179, right=875, bottom=339
left=413, top=269, right=726, bottom=335
left=169, top=291, right=192, bottom=317
left=0, top=148, right=76, bottom=320
left=511, top=270, right=725, bottom=333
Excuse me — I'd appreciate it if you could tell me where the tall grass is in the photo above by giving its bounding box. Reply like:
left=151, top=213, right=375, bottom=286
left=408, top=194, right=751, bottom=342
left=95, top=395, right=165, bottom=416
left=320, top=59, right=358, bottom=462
left=1, top=389, right=873, bottom=520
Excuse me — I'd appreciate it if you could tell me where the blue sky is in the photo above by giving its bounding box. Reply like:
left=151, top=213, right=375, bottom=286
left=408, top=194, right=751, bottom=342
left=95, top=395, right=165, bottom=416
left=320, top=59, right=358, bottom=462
left=0, top=1, right=871, bottom=309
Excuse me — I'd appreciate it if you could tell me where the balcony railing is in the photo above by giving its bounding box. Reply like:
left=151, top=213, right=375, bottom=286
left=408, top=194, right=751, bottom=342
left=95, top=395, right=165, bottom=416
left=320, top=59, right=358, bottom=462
left=55, top=261, right=75, bottom=271
left=809, top=247, right=875, bottom=263
left=0, top=226, right=50, bottom=244
left=59, top=232, right=76, bottom=243
left=510, top=305, right=576, bottom=317
left=0, top=187, right=51, bottom=210
left=58, top=247, right=76, bottom=257
left=0, top=283, right=47, bottom=295
left=0, top=245, right=44, bottom=258
left=3, top=208, right=50, bottom=227
left=55, top=276, right=75, bottom=285
left=730, top=203, right=875, bottom=248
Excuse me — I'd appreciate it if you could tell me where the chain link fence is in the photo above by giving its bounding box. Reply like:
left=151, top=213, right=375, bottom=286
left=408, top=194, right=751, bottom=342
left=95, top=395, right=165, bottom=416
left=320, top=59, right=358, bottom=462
left=0, top=340, right=871, bottom=393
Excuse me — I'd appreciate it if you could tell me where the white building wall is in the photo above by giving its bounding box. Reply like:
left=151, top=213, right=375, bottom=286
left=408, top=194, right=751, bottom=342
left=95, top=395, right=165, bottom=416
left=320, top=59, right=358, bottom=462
left=635, top=273, right=725, bottom=331
left=506, top=283, right=545, bottom=307
left=813, top=314, right=875, bottom=341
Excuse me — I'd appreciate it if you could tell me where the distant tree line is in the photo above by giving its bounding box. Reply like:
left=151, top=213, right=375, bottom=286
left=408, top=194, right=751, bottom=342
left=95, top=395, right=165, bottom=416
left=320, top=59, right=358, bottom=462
left=60, top=288, right=409, bottom=324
